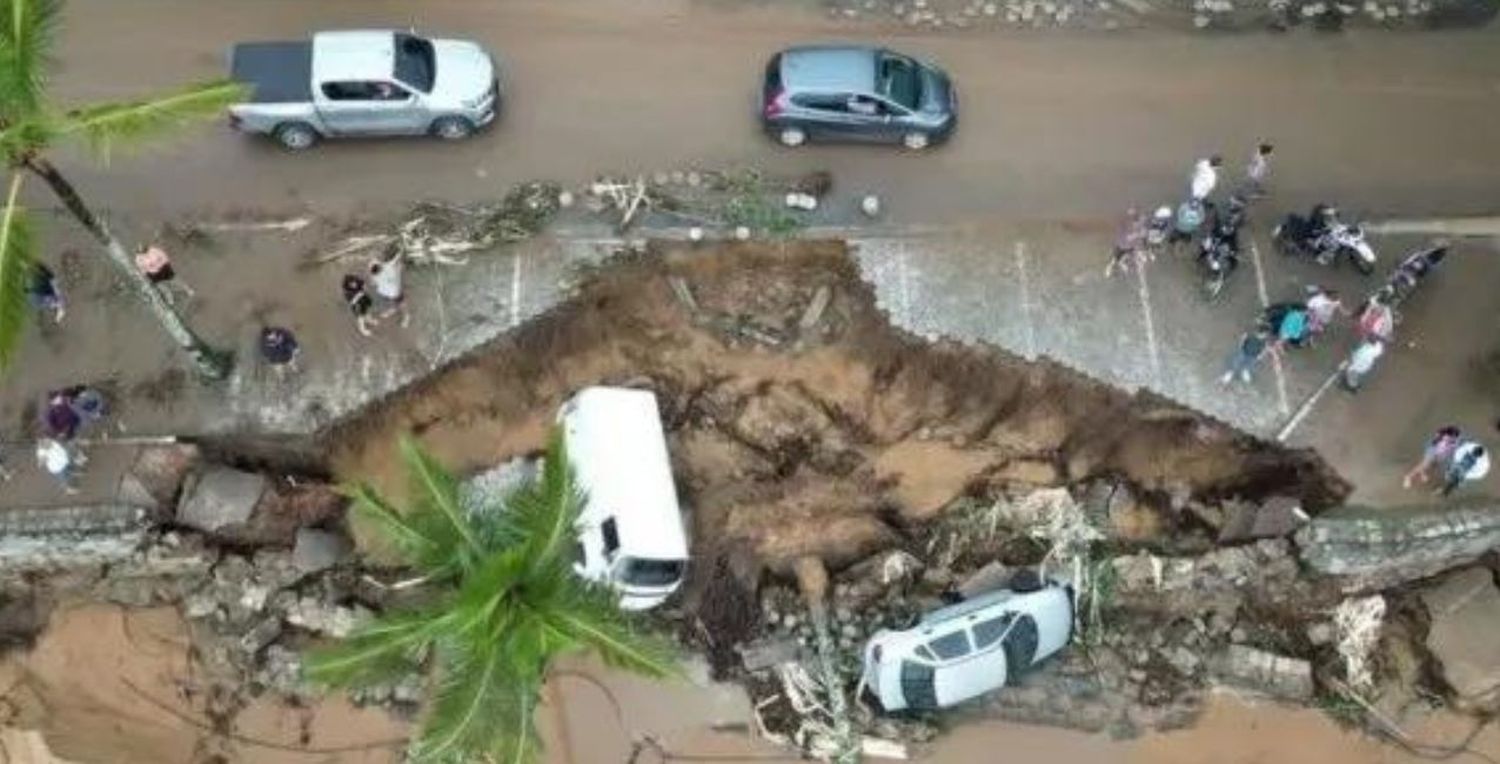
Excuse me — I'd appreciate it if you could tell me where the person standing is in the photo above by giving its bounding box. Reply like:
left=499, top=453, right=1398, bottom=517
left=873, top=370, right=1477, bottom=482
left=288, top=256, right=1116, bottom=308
left=1243, top=143, right=1274, bottom=198
left=27, top=262, right=65, bottom=323
left=134, top=244, right=195, bottom=305
left=1190, top=155, right=1223, bottom=202
left=42, top=390, right=82, bottom=441
left=1440, top=440, right=1490, bottom=497
left=1106, top=208, right=1149, bottom=278
left=1341, top=337, right=1385, bottom=392
left=368, top=249, right=410, bottom=327
left=1357, top=294, right=1395, bottom=343
left=1404, top=425, right=1462, bottom=488
left=259, top=326, right=301, bottom=379
left=1220, top=328, right=1280, bottom=385
left=1304, top=287, right=1348, bottom=340
left=35, top=437, right=84, bottom=494
left=341, top=274, right=377, bottom=337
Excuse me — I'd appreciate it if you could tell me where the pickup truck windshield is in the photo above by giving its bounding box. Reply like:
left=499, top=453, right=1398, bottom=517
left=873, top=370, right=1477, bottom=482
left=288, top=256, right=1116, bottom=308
left=394, top=33, right=436, bottom=93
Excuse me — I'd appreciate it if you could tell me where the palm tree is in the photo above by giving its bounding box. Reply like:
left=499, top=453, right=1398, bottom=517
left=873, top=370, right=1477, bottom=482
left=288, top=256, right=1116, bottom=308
left=0, top=0, right=246, bottom=378
left=307, top=433, right=678, bottom=763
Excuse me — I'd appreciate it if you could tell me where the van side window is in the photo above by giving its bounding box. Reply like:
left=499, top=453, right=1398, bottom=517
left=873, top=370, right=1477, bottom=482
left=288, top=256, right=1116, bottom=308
left=973, top=614, right=1014, bottom=649
left=601, top=517, right=620, bottom=558
left=927, top=630, right=971, bottom=661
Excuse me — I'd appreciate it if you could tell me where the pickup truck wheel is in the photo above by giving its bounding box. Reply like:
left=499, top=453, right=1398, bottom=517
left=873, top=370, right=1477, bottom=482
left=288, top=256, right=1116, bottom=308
left=902, top=131, right=931, bottom=151
left=777, top=127, right=806, bottom=147
left=431, top=117, right=475, bottom=141
left=274, top=122, right=318, bottom=151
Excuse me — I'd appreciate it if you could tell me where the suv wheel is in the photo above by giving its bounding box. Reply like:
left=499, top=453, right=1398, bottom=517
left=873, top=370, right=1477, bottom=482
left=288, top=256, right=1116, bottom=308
left=432, top=116, right=475, bottom=141
left=902, top=131, right=931, bottom=151
left=274, top=122, right=318, bottom=151
left=778, top=127, right=807, bottom=147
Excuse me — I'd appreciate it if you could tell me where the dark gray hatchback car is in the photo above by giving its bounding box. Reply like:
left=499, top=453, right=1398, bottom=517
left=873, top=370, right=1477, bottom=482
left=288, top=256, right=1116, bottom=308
left=761, top=46, right=956, bottom=150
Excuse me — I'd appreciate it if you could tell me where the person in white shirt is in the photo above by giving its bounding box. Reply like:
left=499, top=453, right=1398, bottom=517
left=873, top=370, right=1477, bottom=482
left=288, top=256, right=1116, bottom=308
left=368, top=250, right=410, bottom=328
left=1441, top=441, right=1490, bottom=496
left=1190, top=155, right=1223, bottom=202
left=1342, top=338, right=1384, bottom=392
left=35, top=437, right=83, bottom=494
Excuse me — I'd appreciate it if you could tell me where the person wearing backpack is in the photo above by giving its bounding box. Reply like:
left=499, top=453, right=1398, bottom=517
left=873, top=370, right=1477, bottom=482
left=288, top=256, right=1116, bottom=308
left=1440, top=441, right=1490, bottom=497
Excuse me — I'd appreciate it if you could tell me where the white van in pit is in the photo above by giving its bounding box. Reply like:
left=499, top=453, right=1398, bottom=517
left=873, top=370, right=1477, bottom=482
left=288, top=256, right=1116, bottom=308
left=558, top=386, right=690, bottom=610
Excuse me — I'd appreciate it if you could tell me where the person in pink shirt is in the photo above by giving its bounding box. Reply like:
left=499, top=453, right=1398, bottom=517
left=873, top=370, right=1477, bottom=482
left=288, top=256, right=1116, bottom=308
left=134, top=244, right=195, bottom=305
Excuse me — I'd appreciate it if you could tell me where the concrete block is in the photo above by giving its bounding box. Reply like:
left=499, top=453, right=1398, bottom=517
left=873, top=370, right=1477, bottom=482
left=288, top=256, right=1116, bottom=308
left=177, top=467, right=267, bottom=534
left=292, top=529, right=352, bottom=574
left=1421, top=567, right=1500, bottom=708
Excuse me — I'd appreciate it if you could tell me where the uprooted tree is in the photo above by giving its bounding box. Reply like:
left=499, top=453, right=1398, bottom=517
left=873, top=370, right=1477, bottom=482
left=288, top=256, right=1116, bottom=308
left=0, top=0, right=245, bottom=378
left=306, top=433, right=679, bottom=763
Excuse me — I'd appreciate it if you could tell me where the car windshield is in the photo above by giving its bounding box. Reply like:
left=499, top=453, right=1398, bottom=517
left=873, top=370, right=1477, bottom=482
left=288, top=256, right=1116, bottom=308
left=878, top=53, right=922, bottom=111
left=622, top=557, right=685, bottom=587
left=394, top=33, right=436, bottom=93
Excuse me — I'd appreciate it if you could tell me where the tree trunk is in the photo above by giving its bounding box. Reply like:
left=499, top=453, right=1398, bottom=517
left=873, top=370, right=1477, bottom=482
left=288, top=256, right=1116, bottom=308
left=23, top=156, right=232, bottom=380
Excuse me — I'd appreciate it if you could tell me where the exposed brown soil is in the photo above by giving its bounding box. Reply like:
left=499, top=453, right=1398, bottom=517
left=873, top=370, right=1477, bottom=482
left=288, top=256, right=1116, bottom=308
left=326, top=238, right=1348, bottom=587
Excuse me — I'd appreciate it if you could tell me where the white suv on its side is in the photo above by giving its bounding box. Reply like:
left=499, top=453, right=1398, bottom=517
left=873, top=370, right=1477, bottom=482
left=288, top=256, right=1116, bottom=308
left=860, top=578, right=1074, bottom=712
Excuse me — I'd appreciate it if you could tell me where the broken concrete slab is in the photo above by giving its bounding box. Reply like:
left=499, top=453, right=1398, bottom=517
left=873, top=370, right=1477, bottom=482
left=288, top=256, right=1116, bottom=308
left=177, top=467, right=268, bottom=534
left=120, top=444, right=202, bottom=512
left=738, top=635, right=802, bottom=672
left=1212, top=645, right=1313, bottom=701
left=1218, top=496, right=1308, bottom=544
left=1297, top=504, right=1500, bottom=592
left=1420, top=567, right=1500, bottom=709
left=292, top=529, right=352, bottom=574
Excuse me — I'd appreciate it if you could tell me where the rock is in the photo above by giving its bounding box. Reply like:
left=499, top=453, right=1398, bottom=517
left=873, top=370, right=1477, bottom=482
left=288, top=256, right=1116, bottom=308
left=1306, top=622, right=1335, bottom=646
left=1231, top=626, right=1248, bottom=643
left=739, top=635, right=802, bottom=671
left=1420, top=567, right=1500, bottom=709
left=119, top=444, right=201, bottom=511
left=689, top=226, right=705, bottom=242
left=994, top=458, right=1062, bottom=487
left=292, top=529, right=352, bottom=574
left=237, top=616, right=282, bottom=657
left=261, top=645, right=307, bottom=697
left=1186, top=502, right=1226, bottom=531
left=177, top=467, right=267, bottom=534
left=285, top=596, right=370, bottom=639
left=1219, top=496, right=1307, bottom=544
left=1212, top=645, right=1313, bottom=701
left=242, top=481, right=346, bottom=546
left=958, top=561, right=1013, bottom=598
left=1166, top=646, right=1202, bottom=676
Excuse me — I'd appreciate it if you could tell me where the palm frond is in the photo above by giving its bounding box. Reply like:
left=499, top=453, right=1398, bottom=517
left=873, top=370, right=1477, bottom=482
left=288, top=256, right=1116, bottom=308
left=0, top=172, right=35, bottom=371
left=505, top=431, right=587, bottom=573
left=303, top=606, right=447, bottom=689
left=538, top=583, right=679, bottom=680
left=413, top=639, right=538, bottom=763
left=399, top=435, right=483, bottom=564
left=0, top=0, right=61, bottom=121
left=0, top=115, right=57, bottom=162
left=57, top=78, right=246, bottom=163
left=344, top=481, right=444, bottom=566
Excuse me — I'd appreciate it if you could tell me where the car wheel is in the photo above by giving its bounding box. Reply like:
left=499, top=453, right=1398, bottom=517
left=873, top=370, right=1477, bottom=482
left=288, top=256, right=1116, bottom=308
left=274, top=122, right=318, bottom=152
left=902, top=131, right=931, bottom=151
left=432, top=116, right=475, bottom=141
left=1008, top=569, right=1043, bottom=593
left=778, top=127, right=807, bottom=147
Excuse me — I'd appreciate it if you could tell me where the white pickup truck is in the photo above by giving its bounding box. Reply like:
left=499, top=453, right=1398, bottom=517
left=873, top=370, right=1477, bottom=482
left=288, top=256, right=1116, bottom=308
left=228, top=30, right=499, bottom=151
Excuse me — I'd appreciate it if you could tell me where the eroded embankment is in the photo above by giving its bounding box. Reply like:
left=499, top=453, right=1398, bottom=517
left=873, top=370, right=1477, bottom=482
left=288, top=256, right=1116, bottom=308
left=325, top=238, right=1348, bottom=583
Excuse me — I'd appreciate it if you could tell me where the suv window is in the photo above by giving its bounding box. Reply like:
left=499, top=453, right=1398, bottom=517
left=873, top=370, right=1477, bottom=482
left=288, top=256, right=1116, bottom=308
left=791, top=93, right=850, bottom=113
left=927, top=630, right=972, bottom=661
left=394, top=34, right=437, bottom=93
left=878, top=53, right=923, bottom=111
left=973, top=614, right=1014, bottom=649
left=321, top=81, right=407, bottom=102
left=601, top=517, right=621, bottom=558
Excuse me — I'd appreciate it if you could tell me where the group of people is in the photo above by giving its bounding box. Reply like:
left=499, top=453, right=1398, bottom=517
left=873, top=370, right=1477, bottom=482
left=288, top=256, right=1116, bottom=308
left=1221, top=284, right=1394, bottom=392
left=27, top=243, right=194, bottom=327
left=1404, top=425, right=1491, bottom=497
left=258, top=246, right=410, bottom=380
left=28, top=385, right=109, bottom=493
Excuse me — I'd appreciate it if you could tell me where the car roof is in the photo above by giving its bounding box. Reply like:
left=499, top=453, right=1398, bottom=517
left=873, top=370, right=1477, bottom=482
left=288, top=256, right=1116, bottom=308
left=312, top=30, right=397, bottom=83
left=780, top=46, right=879, bottom=94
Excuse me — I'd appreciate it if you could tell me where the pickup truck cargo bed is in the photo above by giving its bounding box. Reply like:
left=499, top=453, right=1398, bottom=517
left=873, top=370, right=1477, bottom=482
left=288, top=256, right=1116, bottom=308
left=230, top=42, right=313, bottom=103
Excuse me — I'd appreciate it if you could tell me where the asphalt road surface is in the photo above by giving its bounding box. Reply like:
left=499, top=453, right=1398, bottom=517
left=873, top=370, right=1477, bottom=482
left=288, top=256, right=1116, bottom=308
left=42, top=0, right=1500, bottom=225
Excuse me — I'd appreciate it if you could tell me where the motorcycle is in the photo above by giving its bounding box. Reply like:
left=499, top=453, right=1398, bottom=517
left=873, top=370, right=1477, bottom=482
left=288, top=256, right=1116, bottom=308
left=1272, top=204, right=1376, bottom=275
left=1198, top=198, right=1245, bottom=300
left=1378, top=242, right=1449, bottom=307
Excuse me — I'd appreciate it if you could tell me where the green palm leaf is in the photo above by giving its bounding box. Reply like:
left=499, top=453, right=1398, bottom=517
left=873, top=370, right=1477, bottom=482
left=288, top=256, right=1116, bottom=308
left=303, top=606, right=447, bottom=689
left=0, top=0, right=60, bottom=120
left=57, top=78, right=246, bottom=163
left=539, top=584, right=679, bottom=679
left=413, top=639, right=533, bottom=763
left=399, top=435, right=483, bottom=563
left=0, top=173, right=34, bottom=371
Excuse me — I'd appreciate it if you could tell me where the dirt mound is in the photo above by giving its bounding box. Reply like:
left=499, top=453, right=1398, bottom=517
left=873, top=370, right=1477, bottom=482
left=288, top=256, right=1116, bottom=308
left=329, top=240, right=1345, bottom=561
